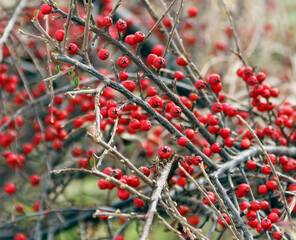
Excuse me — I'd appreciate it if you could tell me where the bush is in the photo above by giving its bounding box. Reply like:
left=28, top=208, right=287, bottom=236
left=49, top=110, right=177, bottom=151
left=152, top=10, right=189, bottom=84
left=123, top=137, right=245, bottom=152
left=1, top=0, right=296, bottom=239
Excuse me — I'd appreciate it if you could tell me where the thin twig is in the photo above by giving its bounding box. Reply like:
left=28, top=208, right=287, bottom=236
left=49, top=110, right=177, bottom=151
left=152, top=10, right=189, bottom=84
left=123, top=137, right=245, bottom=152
left=0, top=0, right=28, bottom=62
left=136, top=0, right=178, bottom=53
left=140, top=158, right=174, bottom=240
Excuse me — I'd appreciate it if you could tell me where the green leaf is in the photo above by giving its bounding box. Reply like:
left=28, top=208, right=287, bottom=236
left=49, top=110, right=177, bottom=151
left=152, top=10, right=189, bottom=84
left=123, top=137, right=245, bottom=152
left=69, top=71, right=75, bottom=76
left=55, top=65, right=60, bottom=72
left=34, top=10, right=39, bottom=17
left=81, top=88, right=87, bottom=90
left=74, top=77, right=79, bottom=87
left=89, top=155, right=95, bottom=168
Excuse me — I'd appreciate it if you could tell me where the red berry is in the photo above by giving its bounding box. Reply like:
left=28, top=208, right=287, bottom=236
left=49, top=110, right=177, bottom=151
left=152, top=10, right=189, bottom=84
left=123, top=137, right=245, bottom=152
left=256, top=225, right=262, bottom=233
left=195, top=80, right=206, bottom=90
left=279, top=155, right=288, bottom=165
left=108, top=107, right=119, bottom=119
left=117, top=189, right=130, bottom=200
left=258, top=184, right=268, bottom=195
left=15, top=204, right=24, bottom=213
left=133, top=198, right=144, bottom=208
left=168, top=106, right=181, bottom=118
left=261, top=218, right=271, bottom=230
left=4, top=183, right=16, bottom=194
left=55, top=29, right=64, bottom=41
left=248, top=219, right=259, bottom=228
left=185, top=129, right=195, bottom=139
left=71, top=147, right=83, bottom=157
left=114, top=235, right=124, bottom=240
left=188, top=7, right=198, bottom=17
left=246, top=210, right=257, bottom=221
left=236, top=183, right=251, bottom=197
left=174, top=71, right=184, bottom=81
left=119, top=71, right=129, bottom=81
left=188, top=215, right=200, bottom=226
left=251, top=200, right=260, bottom=211
left=32, top=201, right=40, bottom=212
left=178, top=205, right=189, bottom=215
left=212, top=102, right=223, bottom=113
left=192, top=156, right=203, bottom=165
left=218, top=213, right=230, bottom=227
left=140, top=120, right=151, bottom=131
left=73, top=118, right=84, bottom=128
left=125, top=34, right=135, bottom=45
left=67, top=43, right=78, bottom=54
left=98, top=49, right=109, bottom=60
left=202, top=191, right=215, bottom=205
left=266, top=180, right=277, bottom=190
left=240, top=139, right=251, bottom=149
left=149, top=95, right=163, bottom=108
left=189, top=93, right=198, bottom=101
left=267, top=212, right=279, bottom=223
left=129, top=119, right=140, bottom=129
left=210, top=142, right=222, bottom=153
left=158, top=146, right=171, bottom=159
left=103, top=16, right=113, bottom=27
left=147, top=87, right=157, bottom=97
left=23, top=142, right=34, bottom=155
left=14, top=233, right=27, bottom=240
left=40, top=4, right=52, bottom=15
left=30, top=175, right=41, bottom=186
left=246, top=160, right=257, bottom=170
left=262, top=164, right=272, bottom=175
left=122, top=81, right=136, bottom=92
left=177, top=137, right=187, bottom=147
left=117, top=57, right=129, bottom=68
left=256, top=72, right=266, bottom=82
left=271, top=208, right=281, bottom=217
left=260, top=200, right=269, bottom=210
left=239, top=201, right=250, bottom=211
left=116, top=19, right=127, bottom=31
left=209, top=74, right=221, bottom=86
left=98, top=179, right=108, bottom=190
left=176, top=56, right=187, bottom=66
left=219, top=128, right=231, bottom=138
left=273, top=231, right=283, bottom=240
left=134, top=31, right=145, bottom=43
left=78, top=158, right=89, bottom=168
left=153, top=57, right=166, bottom=69
left=140, top=167, right=150, bottom=177
left=223, top=137, right=234, bottom=148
